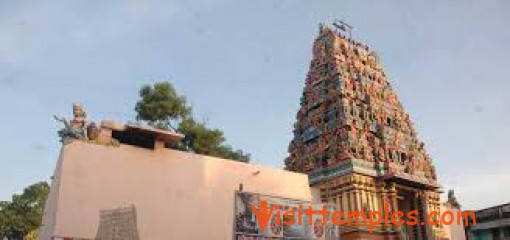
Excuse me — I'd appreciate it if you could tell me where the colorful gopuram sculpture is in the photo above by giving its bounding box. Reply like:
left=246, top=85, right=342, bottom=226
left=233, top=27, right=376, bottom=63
left=285, top=22, right=445, bottom=240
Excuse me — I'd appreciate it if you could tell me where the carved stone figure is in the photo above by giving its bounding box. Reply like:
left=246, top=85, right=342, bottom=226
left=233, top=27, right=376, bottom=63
left=54, top=103, right=88, bottom=144
left=87, top=122, right=100, bottom=141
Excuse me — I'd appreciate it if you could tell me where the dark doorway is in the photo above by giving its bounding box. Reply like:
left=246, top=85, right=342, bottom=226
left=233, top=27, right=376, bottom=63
left=397, top=189, right=419, bottom=240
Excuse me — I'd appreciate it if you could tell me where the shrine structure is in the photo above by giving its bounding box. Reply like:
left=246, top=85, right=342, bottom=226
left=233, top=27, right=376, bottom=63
left=285, top=22, right=445, bottom=240
left=41, top=106, right=315, bottom=240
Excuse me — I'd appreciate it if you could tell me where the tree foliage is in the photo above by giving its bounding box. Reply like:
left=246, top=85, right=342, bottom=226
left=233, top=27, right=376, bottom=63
left=178, top=117, right=250, bottom=162
left=135, top=81, right=250, bottom=162
left=135, top=82, right=191, bottom=130
left=0, top=181, right=50, bottom=239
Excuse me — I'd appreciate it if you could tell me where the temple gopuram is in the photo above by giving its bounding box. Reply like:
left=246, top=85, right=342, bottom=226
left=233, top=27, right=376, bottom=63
left=285, top=22, right=445, bottom=240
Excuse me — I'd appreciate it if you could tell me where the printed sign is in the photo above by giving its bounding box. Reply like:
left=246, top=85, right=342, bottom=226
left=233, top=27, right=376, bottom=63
left=234, top=191, right=338, bottom=240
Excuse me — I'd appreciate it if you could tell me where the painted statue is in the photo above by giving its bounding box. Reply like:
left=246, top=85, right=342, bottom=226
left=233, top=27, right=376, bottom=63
left=54, top=103, right=88, bottom=144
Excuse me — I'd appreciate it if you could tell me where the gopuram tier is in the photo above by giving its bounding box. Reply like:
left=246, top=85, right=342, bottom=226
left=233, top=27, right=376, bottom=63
left=285, top=23, right=446, bottom=240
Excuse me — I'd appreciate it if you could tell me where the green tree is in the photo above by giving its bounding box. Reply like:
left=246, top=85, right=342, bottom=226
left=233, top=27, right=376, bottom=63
left=135, top=82, right=191, bottom=130
left=0, top=181, right=50, bottom=239
left=135, top=81, right=250, bottom=162
left=178, top=117, right=250, bottom=162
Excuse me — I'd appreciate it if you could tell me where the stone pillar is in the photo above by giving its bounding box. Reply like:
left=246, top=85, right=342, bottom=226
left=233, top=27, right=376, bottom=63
left=366, top=189, right=372, bottom=213
left=421, top=191, right=432, bottom=240
left=356, top=189, right=362, bottom=211
left=342, top=191, right=349, bottom=212
left=358, top=189, right=364, bottom=211
left=371, top=192, right=378, bottom=212
left=389, top=188, right=398, bottom=232
left=379, top=190, right=388, bottom=231
left=350, top=190, right=356, bottom=211
left=154, top=139, right=165, bottom=150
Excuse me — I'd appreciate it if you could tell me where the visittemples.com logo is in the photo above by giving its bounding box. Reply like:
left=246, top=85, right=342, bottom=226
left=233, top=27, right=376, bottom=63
left=251, top=200, right=476, bottom=234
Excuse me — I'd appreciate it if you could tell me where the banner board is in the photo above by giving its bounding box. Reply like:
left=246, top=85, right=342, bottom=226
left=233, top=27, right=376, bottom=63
left=234, top=191, right=339, bottom=240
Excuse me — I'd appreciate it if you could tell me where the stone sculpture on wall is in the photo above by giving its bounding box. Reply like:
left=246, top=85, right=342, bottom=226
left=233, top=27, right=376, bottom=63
left=54, top=103, right=88, bottom=144
left=54, top=103, right=119, bottom=147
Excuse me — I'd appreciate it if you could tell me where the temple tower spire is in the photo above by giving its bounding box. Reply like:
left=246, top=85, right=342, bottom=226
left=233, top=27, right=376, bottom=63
left=286, top=22, right=443, bottom=240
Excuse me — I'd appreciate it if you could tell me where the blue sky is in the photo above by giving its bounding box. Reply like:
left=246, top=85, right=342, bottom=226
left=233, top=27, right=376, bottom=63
left=0, top=0, right=508, bottom=210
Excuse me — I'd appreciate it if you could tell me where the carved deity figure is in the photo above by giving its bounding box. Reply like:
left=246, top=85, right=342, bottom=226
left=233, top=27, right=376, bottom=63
left=54, top=103, right=88, bottom=144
